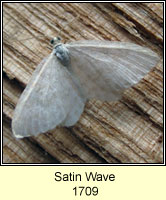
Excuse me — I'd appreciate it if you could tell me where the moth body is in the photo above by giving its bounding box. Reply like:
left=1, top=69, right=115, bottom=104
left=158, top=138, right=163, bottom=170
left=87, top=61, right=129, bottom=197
left=12, top=40, right=159, bottom=138
left=54, top=44, right=70, bottom=67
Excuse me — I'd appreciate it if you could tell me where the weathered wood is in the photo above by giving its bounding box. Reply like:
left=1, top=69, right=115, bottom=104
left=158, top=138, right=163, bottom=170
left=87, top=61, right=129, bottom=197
left=3, top=3, right=163, bottom=163
left=3, top=118, right=58, bottom=163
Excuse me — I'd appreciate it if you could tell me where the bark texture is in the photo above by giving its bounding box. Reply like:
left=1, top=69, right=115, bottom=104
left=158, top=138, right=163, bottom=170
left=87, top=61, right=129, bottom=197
left=3, top=3, right=163, bottom=163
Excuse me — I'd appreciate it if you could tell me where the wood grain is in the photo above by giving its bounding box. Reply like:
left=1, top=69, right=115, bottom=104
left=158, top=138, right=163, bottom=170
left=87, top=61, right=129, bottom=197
left=3, top=3, right=163, bottom=163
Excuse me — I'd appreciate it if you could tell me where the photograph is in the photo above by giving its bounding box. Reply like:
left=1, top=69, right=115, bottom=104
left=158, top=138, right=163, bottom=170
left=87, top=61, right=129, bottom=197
left=2, top=2, right=163, bottom=164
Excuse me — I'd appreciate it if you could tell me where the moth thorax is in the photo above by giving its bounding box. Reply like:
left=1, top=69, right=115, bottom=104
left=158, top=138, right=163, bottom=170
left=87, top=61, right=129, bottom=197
left=54, top=44, right=70, bottom=67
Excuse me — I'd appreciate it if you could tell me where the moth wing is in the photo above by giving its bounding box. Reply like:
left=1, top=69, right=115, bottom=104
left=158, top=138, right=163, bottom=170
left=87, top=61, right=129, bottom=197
left=12, top=53, right=85, bottom=138
left=66, top=41, right=159, bottom=101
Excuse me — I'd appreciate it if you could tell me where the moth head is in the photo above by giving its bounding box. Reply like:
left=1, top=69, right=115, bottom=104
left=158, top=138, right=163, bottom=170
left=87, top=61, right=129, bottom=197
left=50, top=37, right=61, bottom=47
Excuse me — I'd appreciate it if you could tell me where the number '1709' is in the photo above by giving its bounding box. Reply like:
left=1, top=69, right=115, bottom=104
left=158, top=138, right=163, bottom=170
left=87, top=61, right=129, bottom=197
left=73, top=186, right=98, bottom=196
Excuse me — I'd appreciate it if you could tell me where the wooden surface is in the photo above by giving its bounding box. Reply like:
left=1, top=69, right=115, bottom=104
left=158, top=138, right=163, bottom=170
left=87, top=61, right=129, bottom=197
left=3, top=3, right=163, bottom=164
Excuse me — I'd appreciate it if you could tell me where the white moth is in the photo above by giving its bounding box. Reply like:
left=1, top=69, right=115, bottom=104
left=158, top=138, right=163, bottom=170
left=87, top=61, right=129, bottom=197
left=12, top=38, right=159, bottom=138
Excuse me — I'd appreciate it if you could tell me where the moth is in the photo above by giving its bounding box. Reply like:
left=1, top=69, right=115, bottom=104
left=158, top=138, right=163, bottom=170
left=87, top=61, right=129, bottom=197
left=12, top=38, right=159, bottom=138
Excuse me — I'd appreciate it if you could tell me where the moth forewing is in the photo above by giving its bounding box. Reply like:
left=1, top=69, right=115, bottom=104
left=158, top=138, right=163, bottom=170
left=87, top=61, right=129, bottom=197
left=66, top=41, right=159, bottom=101
left=12, top=50, right=85, bottom=138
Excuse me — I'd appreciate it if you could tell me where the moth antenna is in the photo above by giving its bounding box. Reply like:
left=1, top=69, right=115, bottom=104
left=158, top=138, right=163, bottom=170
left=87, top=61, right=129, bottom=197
left=57, top=14, right=80, bottom=39
left=49, top=14, right=80, bottom=47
